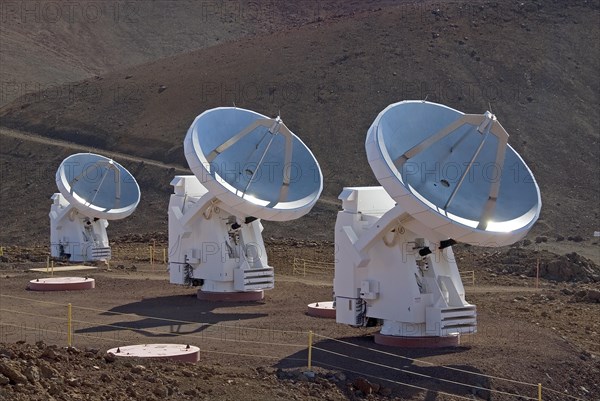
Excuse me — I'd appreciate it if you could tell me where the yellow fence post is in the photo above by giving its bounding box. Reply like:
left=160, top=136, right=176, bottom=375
left=536, top=257, right=540, bottom=289
left=307, top=330, right=313, bottom=371
left=152, top=240, right=157, bottom=266
left=67, top=303, right=72, bottom=347
left=163, top=248, right=166, bottom=264
left=51, top=260, right=54, bottom=276
left=538, top=383, right=542, bottom=401
left=149, top=246, right=154, bottom=265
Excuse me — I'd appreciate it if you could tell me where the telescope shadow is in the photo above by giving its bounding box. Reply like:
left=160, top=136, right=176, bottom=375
left=275, top=335, right=490, bottom=400
left=75, top=294, right=268, bottom=338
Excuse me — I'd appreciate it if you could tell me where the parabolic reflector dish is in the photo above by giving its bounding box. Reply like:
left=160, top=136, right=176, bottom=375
left=366, top=100, right=541, bottom=246
left=184, top=107, right=323, bottom=221
left=56, top=153, right=140, bottom=220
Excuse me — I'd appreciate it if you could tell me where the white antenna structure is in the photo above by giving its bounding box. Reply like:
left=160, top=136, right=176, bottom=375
left=168, top=107, right=322, bottom=301
left=334, top=100, right=541, bottom=346
left=49, top=153, right=140, bottom=262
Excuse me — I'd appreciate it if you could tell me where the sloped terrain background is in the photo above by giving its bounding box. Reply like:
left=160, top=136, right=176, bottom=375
left=1, top=1, right=598, bottom=248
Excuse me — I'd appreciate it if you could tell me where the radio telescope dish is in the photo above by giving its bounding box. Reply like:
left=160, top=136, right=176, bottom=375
left=334, top=100, right=541, bottom=347
left=184, top=107, right=322, bottom=221
left=169, top=107, right=322, bottom=301
left=56, top=153, right=140, bottom=220
left=50, top=153, right=140, bottom=262
left=366, top=100, right=541, bottom=246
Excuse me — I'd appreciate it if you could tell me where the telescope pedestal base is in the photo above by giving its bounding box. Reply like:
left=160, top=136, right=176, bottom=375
left=197, top=290, right=264, bottom=302
left=374, top=331, right=460, bottom=348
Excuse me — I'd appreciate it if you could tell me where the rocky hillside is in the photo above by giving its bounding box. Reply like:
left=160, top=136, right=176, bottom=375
left=1, top=1, right=598, bottom=246
left=0, top=341, right=359, bottom=401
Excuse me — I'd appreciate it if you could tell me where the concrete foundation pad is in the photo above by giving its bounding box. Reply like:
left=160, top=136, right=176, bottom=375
left=28, top=277, right=95, bottom=291
left=106, top=344, right=200, bottom=363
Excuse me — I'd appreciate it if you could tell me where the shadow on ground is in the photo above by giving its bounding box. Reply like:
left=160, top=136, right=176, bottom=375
left=75, top=294, right=268, bottom=338
left=275, top=335, right=490, bottom=400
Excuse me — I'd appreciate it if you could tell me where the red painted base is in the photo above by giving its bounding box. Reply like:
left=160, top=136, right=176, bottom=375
left=374, top=332, right=460, bottom=348
left=197, top=290, right=264, bottom=302
left=28, top=277, right=95, bottom=291
left=307, top=301, right=336, bottom=319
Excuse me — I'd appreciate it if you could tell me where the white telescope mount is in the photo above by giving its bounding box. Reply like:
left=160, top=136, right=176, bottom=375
left=168, top=107, right=322, bottom=302
left=168, top=175, right=274, bottom=300
left=334, top=187, right=476, bottom=345
left=50, top=195, right=111, bottom=262
left=333, top=100, right=540, bottom=346
left=50, top=156, right=137, bottom=263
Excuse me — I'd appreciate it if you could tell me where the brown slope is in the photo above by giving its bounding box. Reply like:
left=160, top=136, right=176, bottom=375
left=0, top=0, right=251, bottom=106
left=1, top=1, right=599, bottom=245
left=0, top=0, right=398, bottom=106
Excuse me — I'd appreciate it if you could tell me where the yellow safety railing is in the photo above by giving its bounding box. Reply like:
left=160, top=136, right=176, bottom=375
left=45, top=256, right=55, bottom=275
left=292, top=258, right=334, bottom=277
left=459, top=270, right=475, bottom=286
left=307, top=330, right=313, bottom=371
left=148, top=241, right=167, bottom=265
left=107, top=244, right=167, bottom=265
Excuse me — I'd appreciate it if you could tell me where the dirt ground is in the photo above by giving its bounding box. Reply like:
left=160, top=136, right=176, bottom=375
left=0, top=240, right=598, bottom=401
left=0, top=1, right=599, bottom=400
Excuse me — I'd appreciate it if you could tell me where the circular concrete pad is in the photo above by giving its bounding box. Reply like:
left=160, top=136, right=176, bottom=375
left=28, top=277, right=95, bottom=291
left=307, top=301, right=336, bottom=318
left=107, top=344, right=200, bottom=363
left=197, top=290, right=264, bottom=302
left=374, top=332, right=460, bottom=348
